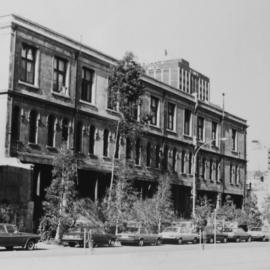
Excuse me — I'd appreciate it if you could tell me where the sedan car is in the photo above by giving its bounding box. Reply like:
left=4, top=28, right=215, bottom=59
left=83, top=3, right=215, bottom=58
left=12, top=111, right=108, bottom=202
left=160, top=226, right=198, bottom=244
left=117, top=226, right=161, bottom=246
left=0, top=223, right=40, bottom=250
left=223, top=227, right=251, bottom=242
left=248, top=227, right=269, bottom=241
left=62, top=226, right=118, bottom=247
left=203, top=226, right=228, bottom=243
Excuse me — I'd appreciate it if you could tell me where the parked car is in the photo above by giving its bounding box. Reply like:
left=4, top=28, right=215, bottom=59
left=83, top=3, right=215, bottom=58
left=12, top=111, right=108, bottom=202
left=117, top=225, right=161, bottom=246
left=248, top=227, right=270, bottom=241
left=160, top=226, right=198, bottom=244
left=223, top=227, right=251, bottom=242
left=203, top=226, right=228, bottom=243
left=62, top=226, right=118, bottom=247
left=0, top=223, right=40, bottom=250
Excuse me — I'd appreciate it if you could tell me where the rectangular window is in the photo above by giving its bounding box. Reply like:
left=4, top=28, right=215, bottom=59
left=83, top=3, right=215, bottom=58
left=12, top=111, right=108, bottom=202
left=211, top=122, right=217, bottom=146
left=197, top=117, right=204, bottom=141
left=21, top=44, right=36, bottom=84
left=232, top=129, right=237, bottom=151
left=150, top=96, right=159, bottom=126
left=167, top=102, right=175, bottom=131
left=53, top=57, right=68, bottom=94
left=230, top=164, right=233, bottom=184
left=81, top=68, right=94, bottom=103
left=184, top=109, right=191, bottom=136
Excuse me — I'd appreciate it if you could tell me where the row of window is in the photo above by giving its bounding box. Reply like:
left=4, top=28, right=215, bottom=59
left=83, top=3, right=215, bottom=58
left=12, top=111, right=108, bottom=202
left=11, top=106, right=242, bottom=185
left=20, top=44, right=95, bottom=103
left=149, top=96, right=238, bottom=151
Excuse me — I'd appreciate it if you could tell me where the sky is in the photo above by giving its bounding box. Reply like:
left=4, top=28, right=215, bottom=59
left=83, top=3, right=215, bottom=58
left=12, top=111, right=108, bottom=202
left=2, top=0, right=270, bottom=170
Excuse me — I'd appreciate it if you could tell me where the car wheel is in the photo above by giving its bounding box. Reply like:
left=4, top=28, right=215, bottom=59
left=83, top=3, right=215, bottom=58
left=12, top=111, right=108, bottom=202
left=108, top=239, right=115, bottom=247
left=193, top=238, right=198, bottom=244
left=209, top=237, right=214, bottom=244
left=68, top=243, right=76, bottom=247
left=25, top=240, right=35, bottom=250
left=155, top=238, right=162, bottom=246
left=247, top=236, right=251, bottom=242
left=177, top=238, right=183, bottom=245
left=236, top=237, right=240, bottom=243
left=138, top=239, right=144, bottom=247
left=5, top=246, right=13, bottom=251
left=223, top=237, right=228, bottom=243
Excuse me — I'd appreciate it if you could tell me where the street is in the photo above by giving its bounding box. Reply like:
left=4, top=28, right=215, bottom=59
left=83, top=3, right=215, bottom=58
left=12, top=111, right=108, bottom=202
left=0, top=242, right=269, bottom=270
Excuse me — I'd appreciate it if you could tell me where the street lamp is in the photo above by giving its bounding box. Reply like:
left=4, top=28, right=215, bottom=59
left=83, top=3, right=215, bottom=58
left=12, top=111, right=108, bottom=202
left=192, top=137, right=227, bottom=219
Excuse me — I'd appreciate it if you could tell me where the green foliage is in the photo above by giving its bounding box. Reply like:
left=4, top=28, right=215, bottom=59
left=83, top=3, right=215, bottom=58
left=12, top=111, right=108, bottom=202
left=39, top=146, right=78, bottom=240
left=262, top=195, right=270, bottom=224
left=0, top=203, right=24, bottom=229
left=101, top=162, right=138, bottom=233
left=194, top=197, right=213, bottom=226
left=133, top=173, right=175, bottom=233
left=108, top=52, right=148, bottom=138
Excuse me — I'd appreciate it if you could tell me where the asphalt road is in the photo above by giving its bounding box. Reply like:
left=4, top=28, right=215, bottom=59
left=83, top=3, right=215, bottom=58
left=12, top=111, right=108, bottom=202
left=0, top=241, right=269, bottom=270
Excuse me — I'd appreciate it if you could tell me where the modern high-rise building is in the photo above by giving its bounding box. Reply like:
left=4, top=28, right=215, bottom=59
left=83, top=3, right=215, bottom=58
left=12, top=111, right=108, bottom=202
left=145, top=59, right=210, bottom=102
left=0, top=14, right=247, bottom=231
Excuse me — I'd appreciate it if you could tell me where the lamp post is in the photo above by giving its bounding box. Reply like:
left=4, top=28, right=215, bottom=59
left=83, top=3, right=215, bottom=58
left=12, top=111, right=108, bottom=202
left=192, top=137, right=227, bottom=219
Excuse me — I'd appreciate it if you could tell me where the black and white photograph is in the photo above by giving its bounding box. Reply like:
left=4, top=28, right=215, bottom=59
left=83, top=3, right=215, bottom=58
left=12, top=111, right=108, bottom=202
left=0, top=0, right=269, bottom=269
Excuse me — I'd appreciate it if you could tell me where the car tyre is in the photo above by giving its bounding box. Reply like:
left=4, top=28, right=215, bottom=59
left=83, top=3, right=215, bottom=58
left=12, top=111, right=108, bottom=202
left=177, top=238, right=183, bottom=245
left=68, top=243, right=76, bottom=247
left=5, top=246, right=13, bottom=251
left=138, top=239, right=144, bottom=247
left=25, top=240, right=35, bottom=250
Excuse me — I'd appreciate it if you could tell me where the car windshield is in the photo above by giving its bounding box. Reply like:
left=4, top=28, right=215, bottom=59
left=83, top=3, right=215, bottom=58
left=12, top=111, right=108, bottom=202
left=6, top=225, right=17, bottom=233
left=122, top=227, right=139, bottom=233
left=163, top=227, right=178, bottom=233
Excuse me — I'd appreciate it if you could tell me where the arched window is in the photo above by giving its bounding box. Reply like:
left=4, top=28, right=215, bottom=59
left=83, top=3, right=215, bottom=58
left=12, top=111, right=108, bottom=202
left=75, top=121, right=82, bottom=152
left=29, top=110, right=38, bottom=143
left=135, top=138, right=141, bottom=165
left=47, top=115, right=56, bottom=147
left=62, top=118, right=69, bottom=143
left=155, top=144, right=160, bottom=168
left=126, top=137, right=132, bottom=159
left=172, top=148, right=177, bottom=172
left=103, top=129, right=109, bottom=157
left=163, top=145, right=169, bottom=170
left=146, top=142, right=151, bottom=167
left=114, top=133, right=120, bottom=159
left=89, top=125, right=95, bottom=154
left=181, top=151, right=185, bottom=173
left=11, top=106, right=21, bottom=142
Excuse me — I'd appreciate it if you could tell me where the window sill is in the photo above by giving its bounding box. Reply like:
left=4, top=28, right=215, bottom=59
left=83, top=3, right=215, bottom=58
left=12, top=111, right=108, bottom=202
left=52, top=91, right=70, bottom=100
left=183, top=134, right=193, bottom=140
left=166, top=129, right=177, bottom=135
left=135, top=164, right=141, bottom=168
left=18, top=80, right=39, bottom=90
left=103, top=156, right=111, bottom=161
left=46, top=146, right=58, bottom=153
left=106, top=108, right=121, bottom=117
left=231, top=150, right=239, bottom=155
left=88, top=153, right=98, bottom=159
left=28, top=143, right=40, bottom=150
left=211, top=145, right=219, bottom=150
left=80, top=100, right=98, bottom=111
left=149, top=125, right=162, bottom=132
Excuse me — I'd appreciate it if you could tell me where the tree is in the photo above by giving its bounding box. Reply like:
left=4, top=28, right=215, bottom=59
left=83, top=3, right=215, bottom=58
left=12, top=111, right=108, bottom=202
left=40, top=146, right=78, bottom=241
left=101, top=161, right=138, bottom=234
left=194, top=196, right=213, bottom=227
left=107, top=52, right=148, bottom=197
left=262, top=195, right=270, bottom=223
left=145, top=173, right=175, bottom=233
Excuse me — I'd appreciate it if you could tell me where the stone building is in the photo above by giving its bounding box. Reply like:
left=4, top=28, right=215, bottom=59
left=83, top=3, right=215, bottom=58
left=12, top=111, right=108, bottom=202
left=0, top=14, right=247, bottom=231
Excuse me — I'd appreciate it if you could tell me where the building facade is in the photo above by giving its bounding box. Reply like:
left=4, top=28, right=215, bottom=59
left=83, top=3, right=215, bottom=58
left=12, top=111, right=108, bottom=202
left=145, top=59, right=210, bottom=102
left=0, top=15, right=247, bottom=231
